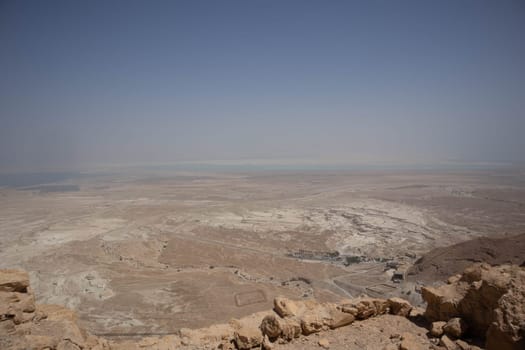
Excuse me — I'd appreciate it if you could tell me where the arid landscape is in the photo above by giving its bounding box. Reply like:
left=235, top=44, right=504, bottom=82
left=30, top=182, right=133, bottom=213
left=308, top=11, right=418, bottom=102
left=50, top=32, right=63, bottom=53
left=2, top=2, right=524, bottom=348
left=1, top=168, right=524, bottom=339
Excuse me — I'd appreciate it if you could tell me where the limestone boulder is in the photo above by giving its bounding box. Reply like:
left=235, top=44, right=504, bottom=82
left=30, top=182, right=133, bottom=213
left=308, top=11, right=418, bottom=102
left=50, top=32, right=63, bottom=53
left=0, top=270, right=30, bottom=293
left=387, top=297, right=412, bottom=317
left=260, top=315, right=281, bottom=339
left=232, top=311, right=271, bottom=349
left=421, top=264, right=525, bottom=350
left=259, top=314, right=301, bottom=341
left=485, top=267, right=525, bottom=350
left=273, top=296, right=300, bottom=318
left=234, top=324, right=263, bottom=349
left=0, top=269, right=108, bottom=350
left=429, top=321, right=446, bottom=337
left=0, top=270, right=36, bottom=329
left=421, top=284, right=464, bottom=322
left=340, top=297, right=388, bottom=320
left=458, top=264, right=511, bottom=336
left=443, top=318, right=468, bottom=339
left=299, top=308, right=327, bottom=335
left=323, top=304, right=355, bottom=329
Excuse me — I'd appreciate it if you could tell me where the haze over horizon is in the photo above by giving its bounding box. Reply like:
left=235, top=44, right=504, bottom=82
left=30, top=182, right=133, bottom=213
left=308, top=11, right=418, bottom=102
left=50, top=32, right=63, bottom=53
left=1, top=1, right=524, bottom=171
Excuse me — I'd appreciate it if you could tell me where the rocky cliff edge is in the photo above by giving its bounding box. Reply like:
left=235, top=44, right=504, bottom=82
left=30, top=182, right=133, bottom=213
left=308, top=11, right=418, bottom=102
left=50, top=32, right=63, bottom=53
left=1, top=263, right=523, bottom=350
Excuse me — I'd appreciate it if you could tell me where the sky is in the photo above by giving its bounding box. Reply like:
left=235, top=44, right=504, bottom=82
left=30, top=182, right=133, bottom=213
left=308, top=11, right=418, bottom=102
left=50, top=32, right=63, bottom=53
left=0, top=0, right=524, bottom=171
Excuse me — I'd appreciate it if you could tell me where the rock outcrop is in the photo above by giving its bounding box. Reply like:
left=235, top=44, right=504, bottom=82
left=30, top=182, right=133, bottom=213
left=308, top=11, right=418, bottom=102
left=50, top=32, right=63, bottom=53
left=422, top=263, right=525, bottom=350
left=2, top=264, right=524, bottom=350
left=0, top=268, right=418, bottom=350
left=0, top=269, right=108, bottom=350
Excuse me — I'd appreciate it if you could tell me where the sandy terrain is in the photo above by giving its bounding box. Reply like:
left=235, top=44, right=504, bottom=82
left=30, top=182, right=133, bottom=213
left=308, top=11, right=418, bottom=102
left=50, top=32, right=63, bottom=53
left=1, top=168, right=524, bottom=337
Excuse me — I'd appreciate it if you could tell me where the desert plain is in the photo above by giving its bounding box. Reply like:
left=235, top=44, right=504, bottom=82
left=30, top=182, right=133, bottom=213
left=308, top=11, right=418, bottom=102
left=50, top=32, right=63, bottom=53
left=1, top=167, right=524, bottom=338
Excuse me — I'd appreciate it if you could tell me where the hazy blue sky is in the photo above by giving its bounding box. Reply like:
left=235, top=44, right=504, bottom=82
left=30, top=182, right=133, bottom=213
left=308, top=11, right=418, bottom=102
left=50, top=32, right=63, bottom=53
left=1, top=0, right=524, bottom=171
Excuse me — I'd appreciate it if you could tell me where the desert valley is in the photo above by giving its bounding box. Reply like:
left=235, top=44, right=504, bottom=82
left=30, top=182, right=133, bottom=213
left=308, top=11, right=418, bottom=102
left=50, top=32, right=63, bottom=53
left=1, top=168, right=524, bottom=340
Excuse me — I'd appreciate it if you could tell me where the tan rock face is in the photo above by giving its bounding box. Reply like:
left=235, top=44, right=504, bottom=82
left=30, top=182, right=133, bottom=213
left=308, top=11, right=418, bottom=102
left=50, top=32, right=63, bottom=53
left=280, top=318, right=302, bottom=341
left=5, top=265, right=522, bottom=350
left=300, top=311, right=326, bottom=335
left=3, top=281, right=385, bottom=350
left=0, top=270, right=111, bottom=350
left=421, top=284, right=463, bottom=321
left=458, top=264, right=510, bottom=335
left=325, top=305, right=355, bottom=329
left=485, top=266, right=525, bottom=350
left=0, top=290, right=36, bottom=324
left=443, top=317, right=467, bottom=339
left=274, top=296, right=300, bottom=318
left=260, top=315, right=282, bottom=339
left=260, top=314, right=301, bottom=341
left=421, top=263, right=525, bottom=350
left=0, top=270, right=36, bottom=331
left=429, top=321, right=446, bottom=337
left=0, top=270, right=30, bottom=293
left=231, top=311, right=275, bottom=349
left=234, top=324, right=263, bottom=350
left=2, top=275, right=416, bottom=350
left=340, top=297, right=388, bottom=320
left=387, top=297, right=412, bottom=317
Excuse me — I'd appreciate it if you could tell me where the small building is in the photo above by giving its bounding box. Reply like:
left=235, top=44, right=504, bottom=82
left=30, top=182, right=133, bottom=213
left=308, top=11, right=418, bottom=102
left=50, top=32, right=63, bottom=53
left=391, top=265, right=409, bottom=283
